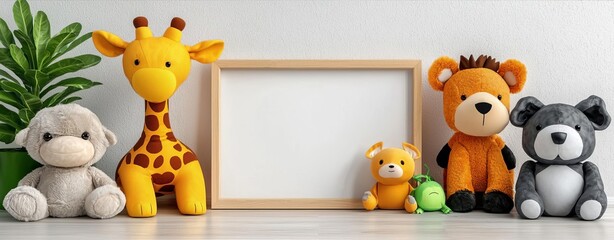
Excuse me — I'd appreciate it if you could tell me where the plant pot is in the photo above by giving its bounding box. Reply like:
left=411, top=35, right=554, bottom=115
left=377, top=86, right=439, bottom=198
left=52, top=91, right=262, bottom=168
left=0, top=148, right=41, bottom=210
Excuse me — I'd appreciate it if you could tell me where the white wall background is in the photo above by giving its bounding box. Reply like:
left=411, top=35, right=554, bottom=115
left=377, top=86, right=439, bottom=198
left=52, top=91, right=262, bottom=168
left=2, top=0, right=614, bottom=198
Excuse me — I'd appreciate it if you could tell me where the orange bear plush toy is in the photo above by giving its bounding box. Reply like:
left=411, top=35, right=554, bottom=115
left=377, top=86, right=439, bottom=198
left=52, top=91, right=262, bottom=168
left=428, top=55, right=527, bottom=213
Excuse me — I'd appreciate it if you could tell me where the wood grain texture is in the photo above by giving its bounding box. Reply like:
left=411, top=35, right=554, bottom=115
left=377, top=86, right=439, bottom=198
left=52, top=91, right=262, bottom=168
left=210, top=60, right=422, bottom=209
left=1, top=204, right=613, bottom=239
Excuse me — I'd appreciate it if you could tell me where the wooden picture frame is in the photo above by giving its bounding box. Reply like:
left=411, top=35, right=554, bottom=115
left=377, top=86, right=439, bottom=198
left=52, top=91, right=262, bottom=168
left=211, top=60, right=422, bottom=209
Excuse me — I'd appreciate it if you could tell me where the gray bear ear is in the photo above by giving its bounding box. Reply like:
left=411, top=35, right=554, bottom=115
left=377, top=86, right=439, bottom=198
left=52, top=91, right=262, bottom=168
left=510, top=96, right=544, bottom=127
left=14, top=128, right=29, bottom=146
left=576, top=95, right=611, bottom=131
left=103, top=126, right=117, bottom=146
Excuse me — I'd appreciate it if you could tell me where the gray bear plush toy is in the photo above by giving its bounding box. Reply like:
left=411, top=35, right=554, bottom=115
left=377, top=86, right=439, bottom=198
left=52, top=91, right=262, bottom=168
left=2, top=104, right=126, bottom=221
left=510, top=95, right=610, bottom=220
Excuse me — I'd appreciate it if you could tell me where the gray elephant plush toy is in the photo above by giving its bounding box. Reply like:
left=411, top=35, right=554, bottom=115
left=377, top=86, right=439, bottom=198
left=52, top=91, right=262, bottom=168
left=510, top=95, right=610, bottom=220
left=2, top=104, right=126, bottom=221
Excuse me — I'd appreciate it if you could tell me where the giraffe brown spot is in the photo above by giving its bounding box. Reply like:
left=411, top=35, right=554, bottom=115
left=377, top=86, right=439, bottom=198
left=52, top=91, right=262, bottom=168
left=134, top=154, right=150, bottom=168
left=146, top=135, right=163, bottom=153
left=124, top=152, right=132, bottom=164
left=173, top=143, right=182, bottom=151
left=152, top=172, right=175, bottom=185
left=149, top=101, right=166, bottom=112
left=163, top=113, right=170, bottom=128
left=116, top=176, right=122, bottom=188
left=133, top=132, right=146, bottom=151
left=145, top=115, right=159, bottom=131
left=183, top=151, right=198, bottom=164
left=167, top=132, right=177, bottom=142
left=170, top=156, right=182, bottom=170
left=153, top=155, right=164, bottom=168
left=158, top=185, right=175, bottom=192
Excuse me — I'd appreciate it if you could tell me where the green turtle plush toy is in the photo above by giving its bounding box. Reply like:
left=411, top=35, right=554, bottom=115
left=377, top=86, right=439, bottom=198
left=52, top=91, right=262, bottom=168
left=412, top=166, right=451, bottom=214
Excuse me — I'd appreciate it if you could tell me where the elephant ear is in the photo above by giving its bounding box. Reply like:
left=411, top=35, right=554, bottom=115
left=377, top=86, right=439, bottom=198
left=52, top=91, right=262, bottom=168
left=576, top=95, right=611, bottom=131
left=510, top=96, right=544, bottom=127
left=14, top=128, right=30, bottom=146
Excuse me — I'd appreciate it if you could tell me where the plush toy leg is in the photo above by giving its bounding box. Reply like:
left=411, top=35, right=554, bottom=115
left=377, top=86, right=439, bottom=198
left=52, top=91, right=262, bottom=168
left=85, top=185, right=126, bottom=219
left=483, top=149, right=514, bottom=213
left=575, top=162, right=607, bottom=221
left=446, top=146, right=475, bottom=212
left=515, top=161, right=544, bottom=219
left=404, top=195, right=418, bottom=213
left=362, top=191, right=377, bottom=211
left=118, top=164, right=157, bottom=217
left=174, top=161, right=206, bottom=215
left=2, top=186, right=48, bottom=222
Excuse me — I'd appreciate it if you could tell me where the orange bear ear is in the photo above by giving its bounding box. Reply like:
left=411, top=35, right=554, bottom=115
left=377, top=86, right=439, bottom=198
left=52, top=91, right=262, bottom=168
left=428, top=56, right=459, bottom=92
left=498, top=59, right=527, bottom=93
left=365, top=142, right=383, bottom=159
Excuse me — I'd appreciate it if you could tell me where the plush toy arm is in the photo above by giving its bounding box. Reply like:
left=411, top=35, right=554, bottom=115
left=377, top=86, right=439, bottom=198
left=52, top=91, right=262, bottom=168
left=17, top=167, right=43, bottom=187
left=501, top=145, right=516, bottom=170
left=362, top=185, right=378, bottom=211
left=575, top=161, right=607, bottom=220
left=436, top=143, right=451, bottom=168
left=88, top=167, right=117, bottom=187
left=515, top=161, right=544, bottom=219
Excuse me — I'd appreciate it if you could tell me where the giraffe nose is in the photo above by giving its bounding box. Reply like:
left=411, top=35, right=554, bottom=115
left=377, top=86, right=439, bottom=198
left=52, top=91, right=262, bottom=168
left=551, top=132, right=567, bottom=145
left=475, top=102, right=492, bottom=114
left=131, top=68, right=177, bottom=103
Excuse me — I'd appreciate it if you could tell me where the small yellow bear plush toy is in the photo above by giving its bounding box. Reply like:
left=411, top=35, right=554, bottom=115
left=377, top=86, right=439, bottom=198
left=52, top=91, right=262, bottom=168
left=363, top=142, right=421, bottom=213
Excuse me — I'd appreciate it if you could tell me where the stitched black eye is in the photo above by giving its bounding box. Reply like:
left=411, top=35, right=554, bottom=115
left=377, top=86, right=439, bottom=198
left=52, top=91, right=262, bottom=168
left=81, top=132, right=90, bottom=140
left=497, top=95, right=502, bottom=100
left=536, top=125, right=542, bottom=131
left=134, top=59, right=140, bottom=66
left=165, top=61, right=171, bottom=68
left=400, top=160, right=405, bottom=165
left=379, top=160, right=383, bottom=165
left=461, top=95, right=467, bottom=101
left=575, top=125, right=581, bottom=131
left=43, top=132, right=53, bottom=142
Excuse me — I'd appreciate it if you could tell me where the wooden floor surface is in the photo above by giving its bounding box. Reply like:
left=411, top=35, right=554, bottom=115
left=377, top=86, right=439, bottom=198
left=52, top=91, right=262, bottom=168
left=1, top=203, right=612, bottom=239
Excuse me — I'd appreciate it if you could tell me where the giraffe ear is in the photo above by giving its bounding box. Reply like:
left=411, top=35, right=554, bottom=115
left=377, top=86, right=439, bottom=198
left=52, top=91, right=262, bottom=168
left=187, top=40, right=224, bottom=63
left=92, top=31, right=128, bottom=57
left=428, top=56, right=459, bottom=92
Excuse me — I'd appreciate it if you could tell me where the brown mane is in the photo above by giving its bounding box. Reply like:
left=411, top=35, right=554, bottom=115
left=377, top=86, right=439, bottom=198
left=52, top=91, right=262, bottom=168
left=459, top=55, right=500, bottom=72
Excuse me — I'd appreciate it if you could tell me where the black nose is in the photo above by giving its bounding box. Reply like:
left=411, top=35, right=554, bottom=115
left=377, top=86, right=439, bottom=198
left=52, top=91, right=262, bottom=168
left=475, top=102, right=492, bottom=114
left=388, top=165, right=394, bottom=168
left=551, top=132, right=567, bottom=145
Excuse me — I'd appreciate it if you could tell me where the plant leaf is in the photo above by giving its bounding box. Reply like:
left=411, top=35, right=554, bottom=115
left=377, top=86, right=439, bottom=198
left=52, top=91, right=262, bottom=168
left=47, top=23, right=80, bottom=58
left=74, top=54, right=101, bottom=69
left=0, top=123, right=17, bottom=144
left=13, top=30, right=36, bottom=67
left=49, top=32, right=91, bottom=63
left=0, top=68, right=18, bottom=83
left=43, top=57, right=82, bottom=80
left=0, top=48, right=25, bottom=78
left=12, top=0, right=33, bottom=37
left=24, top=69, right=48, bottom=95
left=18, top=108, right=34, bottom=125
left=0, top=104, right=24, bottom=129
left=0, top=89, right=23, bottom=109
left=33, top=11, right=50, bottom=68
left=0, top=79, right=42, bottom=112
left=0, top=18, right=15, bottom=48
left=43, top=86, right=80, bottom=107
left=9, top=44, right=29, bottom=70
left=60, top=96, right=81, bottom=104
left=40, top=77, right=98, bottom=97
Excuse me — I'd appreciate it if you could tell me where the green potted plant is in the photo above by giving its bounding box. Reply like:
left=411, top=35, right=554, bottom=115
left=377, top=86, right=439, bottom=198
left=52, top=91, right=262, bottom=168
left=0, top=0, right=101, bottom=208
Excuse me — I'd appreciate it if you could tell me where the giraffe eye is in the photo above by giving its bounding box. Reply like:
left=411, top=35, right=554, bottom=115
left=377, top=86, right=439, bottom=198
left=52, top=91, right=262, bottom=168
left=134, top=59, right=140, bottom=66
left=165, top=61, right=171, bottom=68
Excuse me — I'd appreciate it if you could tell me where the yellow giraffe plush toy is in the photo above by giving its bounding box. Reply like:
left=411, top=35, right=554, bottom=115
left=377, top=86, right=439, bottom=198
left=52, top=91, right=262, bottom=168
left=362, top=142, right=420, bottom=213
left=92, top=17, right=223, bottom=217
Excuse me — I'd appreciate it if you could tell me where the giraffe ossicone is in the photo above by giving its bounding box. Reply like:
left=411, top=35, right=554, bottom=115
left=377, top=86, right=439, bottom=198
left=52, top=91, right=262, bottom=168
left=93, top=16, right=224, bottom=217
